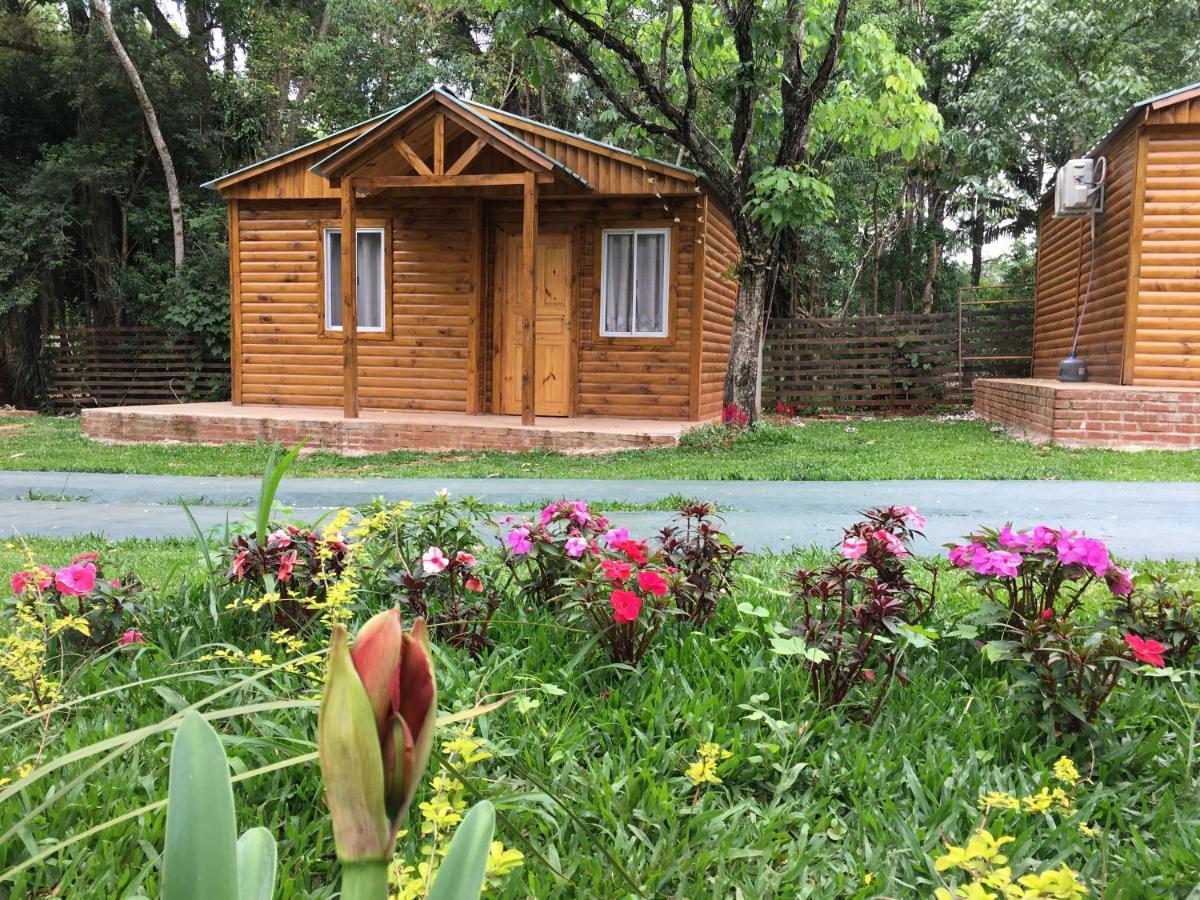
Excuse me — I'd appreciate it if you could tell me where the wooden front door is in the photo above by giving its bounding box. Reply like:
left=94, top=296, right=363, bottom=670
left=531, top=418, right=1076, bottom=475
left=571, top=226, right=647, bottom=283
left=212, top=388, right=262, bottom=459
left=495, top=230, right=575, bottom=416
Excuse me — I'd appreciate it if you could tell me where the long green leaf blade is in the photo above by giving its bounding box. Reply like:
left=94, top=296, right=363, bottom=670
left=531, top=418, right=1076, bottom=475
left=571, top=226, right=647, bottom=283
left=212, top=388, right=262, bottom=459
left=236, top=827, right=278, bottom=900
left=426, top=800, right=495, bottom=900
left=163, top=711, right=239, bottom=900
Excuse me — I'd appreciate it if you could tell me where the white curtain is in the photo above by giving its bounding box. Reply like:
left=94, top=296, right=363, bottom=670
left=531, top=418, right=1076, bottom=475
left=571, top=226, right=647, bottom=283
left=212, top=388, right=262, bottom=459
left=604, top=230, right=665, bottom=334
left=326, top=229, right=384, bottom=330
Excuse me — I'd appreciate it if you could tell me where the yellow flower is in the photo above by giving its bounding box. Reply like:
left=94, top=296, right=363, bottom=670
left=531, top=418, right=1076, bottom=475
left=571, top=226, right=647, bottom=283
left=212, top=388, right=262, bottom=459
left=1020, top=788, right=1053, bottom=815
left=17, top=762, right=34, bottom=778
left=419, top=796, right=463, bottom=833
left=1052, top=757, right=1081, bottom=787
left=979, top=791, right=1022, bottom=812
left=1078, top=821, right=1100, bottom=839
left=442, top=735, right=491, bottom=765
left=1050, top=787, right=1072, bottom=812
left=685, top=757, right=721, bottom=786
left=935, top=884, right=999, bottom=900
left=864, top=872, right=874, bottom=886
left=935, top=829, right=1014, bottom=873
left=485, top=840, right=525, bottom=880
left=1015, top=863, right=1088, bottom=897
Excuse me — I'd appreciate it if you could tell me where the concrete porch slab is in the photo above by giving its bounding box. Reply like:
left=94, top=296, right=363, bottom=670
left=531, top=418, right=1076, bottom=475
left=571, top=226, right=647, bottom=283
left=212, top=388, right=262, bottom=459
left=80, top=402, right=691, bottom=454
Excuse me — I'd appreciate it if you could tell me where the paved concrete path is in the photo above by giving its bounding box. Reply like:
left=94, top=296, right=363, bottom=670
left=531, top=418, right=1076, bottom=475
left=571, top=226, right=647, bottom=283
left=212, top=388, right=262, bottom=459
left=0, top=471, right=1196, bottom=559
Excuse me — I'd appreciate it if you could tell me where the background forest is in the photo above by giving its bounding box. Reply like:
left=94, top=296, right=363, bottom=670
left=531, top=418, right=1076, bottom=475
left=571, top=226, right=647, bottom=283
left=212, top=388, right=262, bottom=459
left=1, top=0, right=1197, bottom=406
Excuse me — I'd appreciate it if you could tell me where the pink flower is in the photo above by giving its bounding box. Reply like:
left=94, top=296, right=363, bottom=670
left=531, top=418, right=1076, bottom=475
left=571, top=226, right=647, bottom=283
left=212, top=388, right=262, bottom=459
left=454, top=551, right=476, bottom=567
left=506, top=528, right=532, bottom=555
left=277, top=550, right=298, bottom=582
left=1057, top=535, right=1111, bottom=575
left=55, top=561, right=97, bottom=597
left=570, top=500, right=590, bottom=525
left=973, top=550, right=1022, bottom=578
left=637, top=570, right=668, bottom=597
left=231, top=549, right=249, bottom=579
left=601, top=558, right=633, bottom=582
left=118, top=629, right=144, bottom=646
left=539, top=504, right=557, bottom=526
left=564, top=536, right=587, bottom=558
left=266, top=529, right=292, bottom=548
left=71, top=552, right=100, bottom=564
left=874, top=530, right=908, bottom=558
left=840, top=537, right=868, bottom=560
left=948, top=541, right=986, bottom=568
left=603, top=527, right=629, bottom=546
left=610, top=589, right=642, bottom=623
left=1125, top=633, right=1166, bottom=667
left=1107, top=568, right=1134, bottom=597
left=998, top=526, right=1031, bottom=550
left=899, top=506, right=926, bottom=529
left=1030, top=525, right=1058, bottom=550
left=422, top=546, right=449, bottom=574
left=465, top=577, right=484, bottom=593
left=10, top=571, right=31, bottom=595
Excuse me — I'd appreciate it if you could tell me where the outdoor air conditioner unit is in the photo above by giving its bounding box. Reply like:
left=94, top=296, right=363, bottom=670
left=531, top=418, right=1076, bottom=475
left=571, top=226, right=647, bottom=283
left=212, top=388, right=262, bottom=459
left=1054, top=158, right=1104, bottom=217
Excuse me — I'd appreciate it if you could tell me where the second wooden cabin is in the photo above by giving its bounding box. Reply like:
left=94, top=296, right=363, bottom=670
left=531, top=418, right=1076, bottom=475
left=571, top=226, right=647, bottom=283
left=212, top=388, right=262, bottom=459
left=205, top=86, right=741, bottom=424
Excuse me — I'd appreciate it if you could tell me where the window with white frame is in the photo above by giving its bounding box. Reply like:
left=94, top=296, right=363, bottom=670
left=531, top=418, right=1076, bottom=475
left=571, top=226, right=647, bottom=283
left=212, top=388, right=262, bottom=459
left=324, top=227, right=386, bottom=332
left=600, top=228, right=669, bottom=337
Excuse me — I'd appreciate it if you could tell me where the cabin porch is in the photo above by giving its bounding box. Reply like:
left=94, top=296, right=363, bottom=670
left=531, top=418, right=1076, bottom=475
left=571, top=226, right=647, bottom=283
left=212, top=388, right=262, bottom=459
left=80, top=402, right=690, bottom=454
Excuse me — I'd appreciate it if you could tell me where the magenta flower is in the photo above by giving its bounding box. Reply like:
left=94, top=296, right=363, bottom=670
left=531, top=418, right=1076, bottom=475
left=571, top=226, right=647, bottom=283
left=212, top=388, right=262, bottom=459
left=998, top=526, right=1031, bottom=550
left=1106, top=568, right=1134, bottom=596
left=231, top=549, right=249, bottom=579
left=974, top=550, right=1022, bottom=578
left=899, top=505, right=926, bottom=529
left=874, top=529, right=909, bottom=558
left=564, top=536, right=587, bottom=558
left=570, top=500, right=590, bottom=525
left=277, top=549, right=298, bottom=582
left=267, top=529, right=292, bottom=548
left=603, top=527, right=629, bottom=546
left=840, top=537, right=868, bottom=559
left=421, top=546, right=449, bottom=574
left=948, top=541, right=985, bottom=568
left=1030, top=525, right=1058, bottom=550
left=539, top=504, right=557, bottom=526
left=55, top=561, right=97, bottom=597
left=10, top=571, right=31, bottom=595
left=506, top=527, right=532, bottom=555
left=610, top=589, right=642, bottom=623
left=118, top=628, right=145, bottom=646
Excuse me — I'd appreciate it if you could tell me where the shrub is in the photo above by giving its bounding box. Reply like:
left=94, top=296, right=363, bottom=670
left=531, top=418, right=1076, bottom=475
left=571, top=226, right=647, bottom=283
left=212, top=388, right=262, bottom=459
left=494, top=499, right=612, bottom=606
left=721, top=403, right=750, bottom=429
left=784, top=506, right=936, bottom=721
left=8, top=552, right=144, bottom=648
left=353, top=496, right=499, bottom=655
left=224, top=523, right=350, bottom=629
left=559, top=533, right=676, bottom=665
left=1113, top=576, right=1199, bottom=661
left=656, top=501, right=743, bottom=628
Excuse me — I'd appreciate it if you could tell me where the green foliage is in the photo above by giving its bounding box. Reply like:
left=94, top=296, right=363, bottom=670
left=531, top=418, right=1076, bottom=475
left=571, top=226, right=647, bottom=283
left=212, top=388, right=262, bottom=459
left=425, top=801, right=495, bottom=900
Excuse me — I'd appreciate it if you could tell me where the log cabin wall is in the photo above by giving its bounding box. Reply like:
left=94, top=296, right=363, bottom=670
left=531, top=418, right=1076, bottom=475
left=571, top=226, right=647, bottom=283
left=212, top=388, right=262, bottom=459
left=1127, top=120, right=1200, bottom=385
left=697, top=202, right=740, bottom=418
left=235, top=197, right=475, bottom=410
left=1031, top=126, right=1137, bottom=382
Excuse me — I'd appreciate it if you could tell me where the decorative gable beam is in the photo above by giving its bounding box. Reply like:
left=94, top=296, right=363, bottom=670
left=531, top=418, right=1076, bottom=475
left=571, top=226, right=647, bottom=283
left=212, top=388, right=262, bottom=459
left=446, top=138, right=487, bottom=176
left=391, top=137, right=432, bottom=176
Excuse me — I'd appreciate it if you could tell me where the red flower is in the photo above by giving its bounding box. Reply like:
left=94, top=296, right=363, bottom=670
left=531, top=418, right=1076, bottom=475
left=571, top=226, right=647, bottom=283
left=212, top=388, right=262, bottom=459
left=601, top=558, right=633, bottom=582
left=615, top=540, right=648, bottom=565
left=1125, top=633, right=1167, bottom=667
left=465, top=577, right=483, bottom=593
left=863, top=669, right=875, bottom=683
left=455, top=551, right=476, bottom=567
left=637, top=570, right=668, bottom=597
left=1040, top=608, right=1054, bottom=621
left=72, top=552, right=100, bottom=564
left=610, top=589, right=642, bottom=623
left=277, top=550, right=298, bottom=582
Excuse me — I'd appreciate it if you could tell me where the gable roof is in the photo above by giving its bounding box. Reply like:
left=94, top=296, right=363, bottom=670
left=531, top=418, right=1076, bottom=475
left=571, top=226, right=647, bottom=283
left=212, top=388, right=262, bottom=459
left=203, top=85, right=700, bottom=193
left=1087, top=80, right=1200, bottom=160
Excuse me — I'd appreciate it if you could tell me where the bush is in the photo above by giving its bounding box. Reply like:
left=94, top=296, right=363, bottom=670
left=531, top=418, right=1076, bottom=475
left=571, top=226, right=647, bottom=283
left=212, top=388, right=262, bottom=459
left=656, top=501, right=743, bottom=628
left=1113, top=575, right=1200, bottom=661
left=493, top=499, right=613, bottom=606
left=784, top=506, right=936, bottom=721
left=8, top=551, right=143, bottom=648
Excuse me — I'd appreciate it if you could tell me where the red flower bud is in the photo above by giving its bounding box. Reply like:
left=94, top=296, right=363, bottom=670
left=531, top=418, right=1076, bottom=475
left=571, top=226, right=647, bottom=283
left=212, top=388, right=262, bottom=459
left=1040, top=608, right=1054, bottom=621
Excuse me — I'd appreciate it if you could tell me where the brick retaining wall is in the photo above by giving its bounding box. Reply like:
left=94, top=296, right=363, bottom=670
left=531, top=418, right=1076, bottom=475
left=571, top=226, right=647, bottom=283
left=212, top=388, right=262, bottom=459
left=974, top=378, right=1200, bottom=450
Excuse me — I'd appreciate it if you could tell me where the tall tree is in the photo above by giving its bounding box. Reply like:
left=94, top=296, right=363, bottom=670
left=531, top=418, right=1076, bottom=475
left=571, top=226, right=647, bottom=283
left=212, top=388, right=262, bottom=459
left=491, top=0, right=940, bottom=415
left=91, top=0, right=184, bottom=277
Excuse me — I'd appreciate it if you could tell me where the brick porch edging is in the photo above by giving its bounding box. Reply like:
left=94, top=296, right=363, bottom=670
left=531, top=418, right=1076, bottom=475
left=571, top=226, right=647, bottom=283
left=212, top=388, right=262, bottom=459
left=81, top=406, right=683, bottom=454
left=974, top=378, right=1200, bottom=450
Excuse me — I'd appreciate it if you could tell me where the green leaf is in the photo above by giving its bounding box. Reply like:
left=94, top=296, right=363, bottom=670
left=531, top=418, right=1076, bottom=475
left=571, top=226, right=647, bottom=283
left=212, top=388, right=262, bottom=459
left=236, top=827, right=278, bottom=900
left=256, top=441, right=305, bottom=542
left=427, top=800, right=496, bottom=900
left=769, top=635, right=806, bottom=656
left=736, top=601, right=770, bottom=618
left=164, top=711, right=239, bottom=900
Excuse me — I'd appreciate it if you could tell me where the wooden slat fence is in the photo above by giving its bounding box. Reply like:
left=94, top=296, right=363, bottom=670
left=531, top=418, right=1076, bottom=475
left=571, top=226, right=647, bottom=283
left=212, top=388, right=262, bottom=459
left=763, top=302, right=1033, bottom=414
left=45, top=328, right=229, bottom=411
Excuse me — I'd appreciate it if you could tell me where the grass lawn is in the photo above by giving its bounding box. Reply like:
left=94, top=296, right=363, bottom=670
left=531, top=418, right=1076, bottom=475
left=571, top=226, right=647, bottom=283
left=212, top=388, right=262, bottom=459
left=2, top=519, right=1199, bottom=897
left=3, top=414, right=1200, bottom=481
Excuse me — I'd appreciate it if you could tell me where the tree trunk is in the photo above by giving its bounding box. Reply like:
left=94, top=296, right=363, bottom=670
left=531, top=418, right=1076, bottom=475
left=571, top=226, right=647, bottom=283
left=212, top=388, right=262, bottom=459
left=722, top=260, right=771, bottom=419
left=92, top=0, right=184, bottom=278
left=970, top=206, right=985, bottom=286
left=921, top=241, right=941, bottom=313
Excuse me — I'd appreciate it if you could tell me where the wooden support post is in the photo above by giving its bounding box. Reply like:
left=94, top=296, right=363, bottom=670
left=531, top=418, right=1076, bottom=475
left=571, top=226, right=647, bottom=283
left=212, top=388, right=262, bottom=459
left=340, top=178, right=359, bottom=418
left=465, top=198, right=483, bottom=414
left=520, top=172, right=538, bottom=426
left=228, top=199, right=242, bottom=405
left=433, top=113, right=445, bottom=175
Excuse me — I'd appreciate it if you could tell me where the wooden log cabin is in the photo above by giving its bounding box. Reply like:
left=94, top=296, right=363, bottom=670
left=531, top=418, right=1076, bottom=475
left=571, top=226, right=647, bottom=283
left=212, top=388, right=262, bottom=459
left=204, top=86, right=740, bottom=425
left=1033, top=82, right=1200, bottom=386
